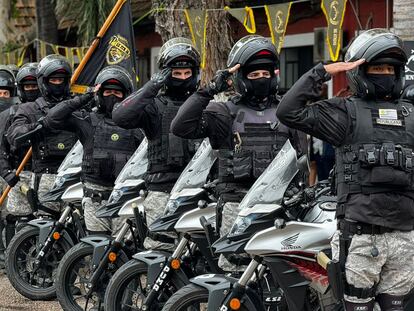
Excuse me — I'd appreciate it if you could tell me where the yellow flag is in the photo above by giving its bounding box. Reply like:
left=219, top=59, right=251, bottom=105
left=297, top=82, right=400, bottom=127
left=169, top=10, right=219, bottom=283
left=265, top=3, right=292, bottom=54
left=321, top=0, right=347, bottom=61
left=225, top=6, right=256, bottom=34
left=184, top=9, right=208, bottom=68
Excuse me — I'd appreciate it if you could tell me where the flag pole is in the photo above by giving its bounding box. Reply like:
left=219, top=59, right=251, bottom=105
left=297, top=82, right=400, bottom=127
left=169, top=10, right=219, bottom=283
left=1, top=0, right=127, bottom=205
left=71, top=0, right=127, bottom=85
left=0, top=147, right=32, bottom=206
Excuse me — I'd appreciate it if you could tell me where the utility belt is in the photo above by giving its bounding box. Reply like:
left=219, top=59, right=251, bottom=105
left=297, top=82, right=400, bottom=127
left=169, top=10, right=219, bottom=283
left=338, top=220, right=398, bottom=235
left=84, top=187, right=111, bottom=203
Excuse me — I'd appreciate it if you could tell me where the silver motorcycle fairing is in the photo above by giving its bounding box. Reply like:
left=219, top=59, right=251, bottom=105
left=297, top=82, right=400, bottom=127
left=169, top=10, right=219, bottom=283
left=189, top=274, right=258, bottom=311
left=174, top=202, right=216, bottom=233
left=245, top=219, right=336, bottom=256
left=28, top=219, right=77, bottom=248
left=132, top=250, right=188, bottom=287
left=57, top=140, right=83, bottom=173
left=169, top=138, right=217, bottom=195
left=61, top=182, right=84, bottom=203
left=115, top=137, right=148, bottom=184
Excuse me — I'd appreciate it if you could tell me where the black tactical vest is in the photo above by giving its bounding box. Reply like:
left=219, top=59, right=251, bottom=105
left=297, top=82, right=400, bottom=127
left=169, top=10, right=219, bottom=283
left=218, top=101, right=290, bottom=183
left=335, top=97, right=414, bottom=203
left=82, top=113, right=138, bottom=183
left=32, top=98, right=77, bottom=173
left=147, top=96, right=199, bottom=176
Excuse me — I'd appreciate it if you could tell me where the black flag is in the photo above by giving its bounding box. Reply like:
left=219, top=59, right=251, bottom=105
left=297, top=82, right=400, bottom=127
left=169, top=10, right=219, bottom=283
left=71, top=0, right=137, bottom=93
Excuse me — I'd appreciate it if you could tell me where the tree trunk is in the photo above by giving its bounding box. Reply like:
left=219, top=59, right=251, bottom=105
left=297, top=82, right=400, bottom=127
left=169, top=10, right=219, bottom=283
left=36, top=0, right=59, bottom=44
left=152, top=0, right=232, bottom=85
left=0, top=0, right=9, bottom=44
left=393, top=0, right=414, bottom=40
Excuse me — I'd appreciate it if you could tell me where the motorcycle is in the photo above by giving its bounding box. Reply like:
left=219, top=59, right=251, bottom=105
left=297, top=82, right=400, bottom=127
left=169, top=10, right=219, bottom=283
left=162, top=140, right=339, bottom=311
left=55, top=138, right=149, bottom=311
left=104, top=138, right=218, bottom=311
left=5, top=140, right=86, bottom=300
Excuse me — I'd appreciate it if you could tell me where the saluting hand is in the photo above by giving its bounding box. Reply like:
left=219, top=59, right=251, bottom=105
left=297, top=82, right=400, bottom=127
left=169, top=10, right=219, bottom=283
left=207, top=64, right=241, bottom=96
left=323, top=59, right=365, bottom=76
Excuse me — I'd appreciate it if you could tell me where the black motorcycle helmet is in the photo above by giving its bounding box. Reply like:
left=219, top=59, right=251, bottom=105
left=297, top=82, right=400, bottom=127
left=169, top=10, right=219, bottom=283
left=7, top=64, right=19, bottom=78
left=16, top=62, right=39, bottom=102
left=157, top=37, right=201, bottom=95
left=345, top=28, right=407, bottom=99
left=95, top=65, right=134, bottom=114
left=0, top=66, right=17, bottom=97
left=37, top=54, right=72, bottom=102
left=227, top=35, right=279, bottom=101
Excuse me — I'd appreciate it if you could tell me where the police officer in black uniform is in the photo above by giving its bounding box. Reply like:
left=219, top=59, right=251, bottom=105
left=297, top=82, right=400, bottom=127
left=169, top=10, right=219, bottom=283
left=171, top=35, right=305, bottom=269
left=112, top=37, right=201, bottom=249
left=0, top=63, right=40, bottom=262
left=7, top=55, right=83, bottom=210
left=0, top=66, right=19, bottom=266
left=42, top=65, right=143, bottom=235
left=276, top=29, right=414, bottom=311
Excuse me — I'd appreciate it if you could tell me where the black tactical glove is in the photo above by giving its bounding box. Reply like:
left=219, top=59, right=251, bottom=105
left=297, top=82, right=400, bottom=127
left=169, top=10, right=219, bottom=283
left=78, top=91, right=95, bottom=106
left=150, top=67, right=172, bottom=89
left=4, top=171, right=19, bottom=187
left=206, top=69, right=233, bottom=96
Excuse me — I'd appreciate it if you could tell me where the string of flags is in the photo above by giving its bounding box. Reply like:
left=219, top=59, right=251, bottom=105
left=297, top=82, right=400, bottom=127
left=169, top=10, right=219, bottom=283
left=0, top=0, right=347, bottom=69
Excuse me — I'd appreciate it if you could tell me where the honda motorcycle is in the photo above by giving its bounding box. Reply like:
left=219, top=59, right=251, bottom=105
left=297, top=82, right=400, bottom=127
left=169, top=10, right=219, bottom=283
left=55, top=138, right=149, bottom=311
left=104, top=138, right=218, bottom=311
left=162, top=140, right=340, bottom=311
left=5, top=140, right=86, bottom=300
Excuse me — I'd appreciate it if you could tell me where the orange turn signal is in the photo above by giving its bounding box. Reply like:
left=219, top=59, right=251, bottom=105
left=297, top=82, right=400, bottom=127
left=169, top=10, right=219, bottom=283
left=229, top=298, right=241, bottom=310
left=171, top=259, right=181, bottom=270
left=108, top=252, right=117, bottom=262
left=52, top=232, right=60, bottom=240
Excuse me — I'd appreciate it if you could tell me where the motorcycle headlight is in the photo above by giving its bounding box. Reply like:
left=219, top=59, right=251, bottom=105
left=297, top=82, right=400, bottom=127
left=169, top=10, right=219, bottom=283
left=53, top=175, right=66, bottom=188
left=228, top=213, right=262, bottom=237
left=164, top=199, right=180, bottom=216
left=108, top=189, right=123, bottom=204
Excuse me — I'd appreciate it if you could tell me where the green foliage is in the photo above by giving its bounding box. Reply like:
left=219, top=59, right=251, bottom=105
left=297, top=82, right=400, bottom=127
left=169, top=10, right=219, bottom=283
left=1, top=41, right=21, bottom=53
left=54, top=0, right=116, bottom=46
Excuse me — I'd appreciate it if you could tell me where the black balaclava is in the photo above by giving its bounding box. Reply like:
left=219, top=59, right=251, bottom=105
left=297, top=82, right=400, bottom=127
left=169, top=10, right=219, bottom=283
left=365, top=73, right=396, bottom=100
left=242, top=62, right=277, bottom=109
left=164, top=57, right=198, bottom=100
left=100, top=80, right=125, bottom=118
left=21, top=80, right=40, bottom=103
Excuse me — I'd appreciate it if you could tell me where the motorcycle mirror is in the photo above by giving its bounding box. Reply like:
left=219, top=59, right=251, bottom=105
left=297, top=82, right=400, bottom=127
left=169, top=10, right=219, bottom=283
left=297, top=154, right=310, bottom=173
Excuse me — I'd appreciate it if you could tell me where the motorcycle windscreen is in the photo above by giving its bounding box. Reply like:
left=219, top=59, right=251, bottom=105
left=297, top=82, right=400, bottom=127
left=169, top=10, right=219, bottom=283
left=57, top=140, right=84, bottom=173
left=115, top=137, right=149, bottom=184
left=238, top=140, right=299, bottom=216
left=170, top=138, right=217, bottom=195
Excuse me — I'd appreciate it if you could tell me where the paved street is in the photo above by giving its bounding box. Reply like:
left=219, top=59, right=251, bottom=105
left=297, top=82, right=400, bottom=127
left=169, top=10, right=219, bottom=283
left=0, top=270, right=61, bottom=311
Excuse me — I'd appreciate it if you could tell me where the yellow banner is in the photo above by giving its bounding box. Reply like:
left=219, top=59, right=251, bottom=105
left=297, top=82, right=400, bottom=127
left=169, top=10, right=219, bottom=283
left=184, top=8, right=208, bottom=69
left=225, top=6, right=256, bottom=34
left=321, top=0, right=347, bottom=61
left=265, top=3, right=292, bottom=54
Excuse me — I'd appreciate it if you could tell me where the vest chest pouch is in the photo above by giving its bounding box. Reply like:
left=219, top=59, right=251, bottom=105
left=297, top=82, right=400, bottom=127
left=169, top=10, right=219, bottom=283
left=357, top=144, right=413, bottom=188
left=38, top=131, right=76, bottom=158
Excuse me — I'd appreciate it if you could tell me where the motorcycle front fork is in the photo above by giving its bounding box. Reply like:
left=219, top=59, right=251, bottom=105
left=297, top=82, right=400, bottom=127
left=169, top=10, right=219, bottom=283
left=86, top=220, right=132, bottom=296
left=220, top=258, right=266, bottom=310
left=34, top=204, right=72, bottom=268
left=143, top=235, right=190, bottom=308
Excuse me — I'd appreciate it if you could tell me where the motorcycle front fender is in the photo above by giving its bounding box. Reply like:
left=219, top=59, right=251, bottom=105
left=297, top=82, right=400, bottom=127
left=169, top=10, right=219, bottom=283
left=189, top=274, right=257, bottom=311
left=81, top=235, right=113, bottom=268
left=28, top=219, right=77, bottom=248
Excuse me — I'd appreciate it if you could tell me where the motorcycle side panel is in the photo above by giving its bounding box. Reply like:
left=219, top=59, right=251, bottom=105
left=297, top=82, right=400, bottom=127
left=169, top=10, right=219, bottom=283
left=265, top=257, right=310, bottom=311
left=245, top=220, right=336, bottom=256
left=189, top=274, right=258, bottom=311
left=81, top=235, right=112, bottom=268
left=174, top=204, right=216, bottom=233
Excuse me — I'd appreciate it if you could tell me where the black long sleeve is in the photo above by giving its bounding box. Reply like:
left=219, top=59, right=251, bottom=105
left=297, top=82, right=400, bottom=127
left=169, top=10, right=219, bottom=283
left=42, top=94, right=93, bottom=131
left=170, top=88, right=213, bottom=139
left=112, top=81, right=161, bottom=139
left=276, top=63, right=350, bottom=147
